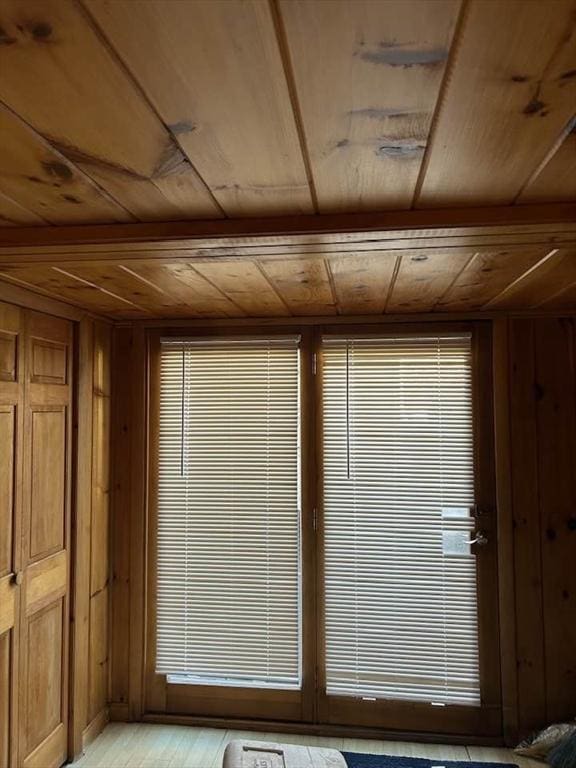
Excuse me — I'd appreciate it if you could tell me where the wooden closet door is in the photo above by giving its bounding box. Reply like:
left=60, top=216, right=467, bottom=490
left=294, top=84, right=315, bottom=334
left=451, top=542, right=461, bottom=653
left=0, top=302, right=24, bottom=768
left=18, top=311, right=73, bottom=768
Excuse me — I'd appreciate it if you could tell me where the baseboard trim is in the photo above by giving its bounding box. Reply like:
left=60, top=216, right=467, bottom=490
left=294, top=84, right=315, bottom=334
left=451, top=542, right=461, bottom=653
left=109, top=702, right=130, bottom=722
left=82, top=708, right=110, bottom=750
left=140, top=713, right=504, bottom=747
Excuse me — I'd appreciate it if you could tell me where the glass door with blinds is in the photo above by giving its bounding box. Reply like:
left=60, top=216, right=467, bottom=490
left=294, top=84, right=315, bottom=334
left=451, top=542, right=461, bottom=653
left=146, top=324, right=501, bottom=736
left=317, top=328, right=501, bottom=736
left=146, top=332, right=314, bottom=721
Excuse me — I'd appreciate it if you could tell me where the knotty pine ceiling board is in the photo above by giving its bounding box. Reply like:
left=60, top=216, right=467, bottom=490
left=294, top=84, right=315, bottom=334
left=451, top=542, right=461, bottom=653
left=279, top=0, right=459, bottom=212
left=126, top=263, right=249, bottom=318
left=518, top=119, right=576, bottom=204
left=2, top=244, right=576, bottom=318
left=84, top=0, right=313, bottom=217
left=487, top=249, right=576, bottom=310
left=386, top=252, right=472, bottom=313
left=0, top=191, right=46, bottom=227
left=436, top=249, right=554, bottom=311
left=258, top=258, right=337, bottom=316
left=0, top=0, right=220, bottom=222
left=132, top=263, right=246, bottom=318
left=62, top=263, right=221, bottom=317
left=0, top=105, right=130, bottom=225
left=0, top=264, right=149, bottom=317
left=328, top=253, right=398, bottom=314
left=417, top=0, right=576, bottom=207
left=192, top=262, right=291, bottom=317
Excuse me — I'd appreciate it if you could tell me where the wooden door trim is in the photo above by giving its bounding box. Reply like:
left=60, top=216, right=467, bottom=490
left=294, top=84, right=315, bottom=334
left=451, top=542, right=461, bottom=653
left=69, top=317, right=95, bottom=758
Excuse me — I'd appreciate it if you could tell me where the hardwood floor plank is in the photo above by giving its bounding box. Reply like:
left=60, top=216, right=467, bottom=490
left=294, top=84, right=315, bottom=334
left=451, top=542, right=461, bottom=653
left=72, top=724, right=532, bottom=767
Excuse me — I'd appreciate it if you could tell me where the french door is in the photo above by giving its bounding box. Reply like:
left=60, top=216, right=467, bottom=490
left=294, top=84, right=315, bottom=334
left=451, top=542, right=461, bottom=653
left=145, top=323, right=501, bottom=737
left=316, top=325, right=501, bottom=736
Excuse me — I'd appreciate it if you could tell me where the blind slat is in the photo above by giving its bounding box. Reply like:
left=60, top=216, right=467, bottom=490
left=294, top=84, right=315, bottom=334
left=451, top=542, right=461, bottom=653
left=322, top=334, right=481, bottom=706
left=156, top=338, right=301, bottom=689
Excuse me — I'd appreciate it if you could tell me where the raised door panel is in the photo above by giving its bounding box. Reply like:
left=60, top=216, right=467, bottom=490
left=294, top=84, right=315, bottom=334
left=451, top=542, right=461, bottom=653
left=20, top=310, right=72, bottom=768
left=25, top=602, right=63, bottom=753
left=0, top=330, right=17, bottom=382
left=29, top=408, right=66, bottom=560
left=0, top=407, right=15, bottom=577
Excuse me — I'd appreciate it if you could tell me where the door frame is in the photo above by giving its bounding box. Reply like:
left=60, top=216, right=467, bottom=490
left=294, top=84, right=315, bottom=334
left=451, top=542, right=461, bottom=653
left=313, top=321, right=502, bottom=737
left=142, top=325, right=318, bottom=723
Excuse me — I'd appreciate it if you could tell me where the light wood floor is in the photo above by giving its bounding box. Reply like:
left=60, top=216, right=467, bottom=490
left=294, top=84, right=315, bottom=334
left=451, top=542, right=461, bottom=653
left=71, top=723, right=543, bottom=768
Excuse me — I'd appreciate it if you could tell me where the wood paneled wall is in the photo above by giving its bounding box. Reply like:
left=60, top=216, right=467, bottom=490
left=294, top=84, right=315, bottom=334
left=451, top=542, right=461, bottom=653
left=508, top=317, right=576, bottom=733
left=70, top=317, right=112, bottom=756
left=108, top=317, right=576, bottom=744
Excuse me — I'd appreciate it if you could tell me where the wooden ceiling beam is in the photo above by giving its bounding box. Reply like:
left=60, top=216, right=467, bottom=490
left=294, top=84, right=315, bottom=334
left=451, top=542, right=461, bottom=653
left=0, top=203, right=573, bottom=253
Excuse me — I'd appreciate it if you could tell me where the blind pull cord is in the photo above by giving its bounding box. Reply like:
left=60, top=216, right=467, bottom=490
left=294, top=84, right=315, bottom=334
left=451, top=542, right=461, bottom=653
left=180, top=347, right=186, bottom=477
left=346, top=341, right=351, bottom=480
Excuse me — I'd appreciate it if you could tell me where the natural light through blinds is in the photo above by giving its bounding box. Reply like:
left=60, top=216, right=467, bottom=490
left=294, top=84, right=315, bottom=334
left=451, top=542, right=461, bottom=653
left=156, top=337, right=301, bottom=689
left=322, top=334, right=480, bottom=706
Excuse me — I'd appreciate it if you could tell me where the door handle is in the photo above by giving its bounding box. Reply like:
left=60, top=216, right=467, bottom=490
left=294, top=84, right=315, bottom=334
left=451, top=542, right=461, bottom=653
left=470, top=531, right=488, bottom=547
left=11, top=571, right=24, bottom=586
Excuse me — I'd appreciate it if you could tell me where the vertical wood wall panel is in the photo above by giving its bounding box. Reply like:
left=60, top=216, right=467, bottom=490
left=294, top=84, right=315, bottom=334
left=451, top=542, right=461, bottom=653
left=534, top=319, right=576, bottom=723
left=508, top=319, right=546, bottom=734
left=71, top=318, right=112, bottom=757
left=509, top=317, right=576, bottom=736
left=109, top=327, right=134, bottom=715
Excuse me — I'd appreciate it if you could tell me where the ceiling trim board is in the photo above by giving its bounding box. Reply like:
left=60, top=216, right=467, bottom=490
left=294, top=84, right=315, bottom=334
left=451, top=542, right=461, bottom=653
left=0, top=204, right=573, bottom=251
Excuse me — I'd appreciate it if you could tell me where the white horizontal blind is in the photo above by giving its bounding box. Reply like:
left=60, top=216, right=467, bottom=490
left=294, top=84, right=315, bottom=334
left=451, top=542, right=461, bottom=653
left=156, top=337, right=301, bottom=689
left=322, top=334, right=480, bottom=705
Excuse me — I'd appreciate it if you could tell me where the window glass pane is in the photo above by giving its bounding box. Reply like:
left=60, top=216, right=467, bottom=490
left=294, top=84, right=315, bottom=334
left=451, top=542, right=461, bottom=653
left=322, top=334, right=480, bottom=705
left=156, top=338, right=301, bottom=689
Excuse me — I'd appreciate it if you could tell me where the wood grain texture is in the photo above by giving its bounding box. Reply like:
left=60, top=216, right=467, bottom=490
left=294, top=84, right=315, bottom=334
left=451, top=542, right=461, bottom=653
left=0, top=106, right=130, bottom=225
left=386, top=252, right=471, bottom=312
left=70, top=318, right=94, bottom=759
left=0, top=191, right=46, bottom=228
left=279, top=0, right=459, bottom=212
left=193, top=262, right=290, bottom=317
left=109, top=328, right=133, bottom=710
left=488, top=249, right=576, bottom=309
left=70, top=722, right=544, bottom=767
left=518, top=118, right=576, bottom=204
left=3, top=246, right=576, bottom=320
left=259, top=258, right=337, bottom=315
left=0, top=0, right=220, bottom=222
left=85, top=0, right=313, bottom=217
left=0, top=266, right=148, bottom=319
left=417, top=0, right=576, bottom=207
left=437, top=249, right=550, bottom=311
left=19, top=310, right=73, bottom=768
left=328, top=254, right=398, bottom=314
left=0, top=204, right=574, bottom=253
left=534, top=319, right=576, bottom=723
left=91, top=323, right=111, bottom=596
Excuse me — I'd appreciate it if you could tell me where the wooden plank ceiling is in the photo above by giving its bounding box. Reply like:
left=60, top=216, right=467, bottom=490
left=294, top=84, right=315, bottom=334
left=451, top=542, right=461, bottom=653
left=0, top=0, right=574, bottom=319
left=0, top=211, right=575, bottom=319
left=0, top=0, right=574, bottom=225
